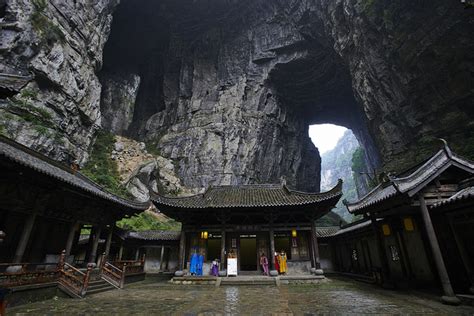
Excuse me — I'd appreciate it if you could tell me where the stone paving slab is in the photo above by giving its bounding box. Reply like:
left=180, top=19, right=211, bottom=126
left=7, top=277, right=474, bottom=315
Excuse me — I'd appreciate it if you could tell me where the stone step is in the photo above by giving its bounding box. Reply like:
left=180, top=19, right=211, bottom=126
left=220, top=278, right=276, bottom=286
left=86, top=279, right=116, bottom=295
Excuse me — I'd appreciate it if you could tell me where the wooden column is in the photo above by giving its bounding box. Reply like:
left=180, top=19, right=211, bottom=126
left=419, top=195, right=460, bottom=304
left=178, top=230, right=186, bottom=271
left=89, top=226, right=102, bottom=264
left=220, top=229, right=226, bottom=270
left=310, top=219, right=321, bottom=269
left=370, top=214, right=392, bottom=287
left=448, top=215, right=474, bottom=294
left=104, top=225, right=114, bottom=257
left=269, top=226, right=276, bottom=271
left=159, top=246, right=165, bottom=271
left=65, top=222, right=79, bottom=258
left=117, top=243, right=124, bottom=260
left=134, top=248, right=140, bottom=261
left=13, top=213, right=37, bottom=263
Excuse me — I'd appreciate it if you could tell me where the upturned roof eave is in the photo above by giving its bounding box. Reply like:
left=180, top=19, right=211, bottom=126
left=0, top=135, right=150, bottom=213
left=150, top=180, right=343, bottom=210
left=345, top=146, right=474, bottom=214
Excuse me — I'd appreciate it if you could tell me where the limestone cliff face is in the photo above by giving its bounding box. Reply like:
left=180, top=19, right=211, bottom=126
left=101, top=0, right=472, bottom=192
left=0, top=0, right=118, bottom=164
left=1, top=0, right=472, bottom=193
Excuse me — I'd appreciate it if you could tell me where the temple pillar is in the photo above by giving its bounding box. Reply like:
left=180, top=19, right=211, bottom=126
left=310, top=219, right=323, bottom=273
left=117, top=243, right=124, bottom=260
left=159, top=246, right=165, bottom=271
left=419, top=195, right=460, bottom=305
left=134, top=248, right=140, bottom=261
left=448, top=215, right=474, bottom=294
left=104, top=225, right=114, bottom=257
left=370, top=214, right=393, bottom=288
left=220, top=229, right=226, bottom=270
left=13, top=213, right=37, bottom=263
left=178, top=230, right=186, bottom=271
left=65, top=222, right=79, bottom=258
left=269, top=226, right=276, bottom=271
left=88, top=226, right=102, bottom=264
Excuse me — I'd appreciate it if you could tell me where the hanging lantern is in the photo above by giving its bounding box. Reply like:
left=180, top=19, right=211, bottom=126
left=403, top=217, right=414, bottom=231
left=291, top=229, right=297, bottom=238
left=201, top=231, right=208, bottom=239
left=382, top=224, right=391, bottom=236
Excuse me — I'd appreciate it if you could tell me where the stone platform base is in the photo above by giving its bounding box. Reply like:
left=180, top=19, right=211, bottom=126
left=170, top=275, right=325, bottom=286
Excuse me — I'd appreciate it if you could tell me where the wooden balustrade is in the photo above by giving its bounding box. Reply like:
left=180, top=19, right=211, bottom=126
left=57, top=250, right=92, bottom=298
left=0, top=250, right=145, bottom=296
left=100, top=253, right=145, bottom=289
left=0, top=262, right=59, bottom=287
left=110, top=254, right=146, bottom=276
left=100, top=261, right=124, bottom=288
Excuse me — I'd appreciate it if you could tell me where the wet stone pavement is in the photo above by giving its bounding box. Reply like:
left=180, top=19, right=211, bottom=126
left=9, top=277, right=474, bottom=315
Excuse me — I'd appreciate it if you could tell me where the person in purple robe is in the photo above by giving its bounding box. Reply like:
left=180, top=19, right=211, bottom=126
left=197, top=253, right=204, bottom=276
left=211, top=259, right=219, bottom=276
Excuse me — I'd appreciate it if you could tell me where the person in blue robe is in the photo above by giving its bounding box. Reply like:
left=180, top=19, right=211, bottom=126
left=197, top=253, right=204, bottom=276
left=190, top=251, right=199, bottom=275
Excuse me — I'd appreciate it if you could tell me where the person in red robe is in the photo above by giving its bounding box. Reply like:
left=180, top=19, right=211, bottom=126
left=274, top=252, right=280, bottom=273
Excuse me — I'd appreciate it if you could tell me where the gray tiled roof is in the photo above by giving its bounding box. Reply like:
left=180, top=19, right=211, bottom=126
left=127, top=230, right=181, bottom=241
left=0, top=136, right=150, bottom=211
left=0, top=73, right=32, bottom=92
left=345, top=145, right=474, bottom=214
left=431, top=186, right=474, bottom=209
left=151, top=180, right=343, bottom=209
left=316, top=226, right=340, bottom=237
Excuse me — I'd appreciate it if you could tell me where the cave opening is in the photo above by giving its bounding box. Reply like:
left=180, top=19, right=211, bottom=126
left=99, top=0, right=382, bottom=192
left=309, top=123, right=367, bottom=221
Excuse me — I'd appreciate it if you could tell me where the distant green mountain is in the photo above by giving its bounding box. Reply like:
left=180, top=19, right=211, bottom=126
left=320, top=130, right=359, bottom=222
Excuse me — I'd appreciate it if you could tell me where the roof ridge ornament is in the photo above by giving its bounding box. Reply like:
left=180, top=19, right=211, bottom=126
left=438, top=138, right=453, bottom=159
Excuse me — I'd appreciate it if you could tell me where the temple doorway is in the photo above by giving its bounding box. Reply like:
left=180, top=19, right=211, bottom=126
left=239, top=235, right=257, bottom=271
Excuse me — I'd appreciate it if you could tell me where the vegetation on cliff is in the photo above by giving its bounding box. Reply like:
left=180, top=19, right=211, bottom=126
left=81, top=131, right=132, bottom=199
left=117, top=211, right=181, bottom=231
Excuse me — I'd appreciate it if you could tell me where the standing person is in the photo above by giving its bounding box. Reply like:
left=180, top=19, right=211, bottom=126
left=211, top=259, right=219, bottom=276
left=274, top=252, right=280, bottom=274
left=260, top=253, right=269, bottom=276
left=190, top=249, right=199, bottom=275
left=197, top=252, right=204, bottom=276
left=279, top=250, right=287, bottom=275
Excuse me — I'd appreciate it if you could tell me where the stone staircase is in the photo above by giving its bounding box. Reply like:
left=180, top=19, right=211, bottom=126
left=86, top=278, right=117, bottom=295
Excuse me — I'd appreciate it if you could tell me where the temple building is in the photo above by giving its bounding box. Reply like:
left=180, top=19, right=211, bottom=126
left=0, top=135, right=150, bottom=266
left=321, top=144, right=474, bottom=305
left=151, top=180, right=343, bottom=275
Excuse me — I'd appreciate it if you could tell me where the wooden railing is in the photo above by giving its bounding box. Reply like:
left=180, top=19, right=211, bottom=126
left=0, top=262, right=59, bottom=287
left=110, top=254, right=146, bottom=276
left=99, top=254, right=145, bottom=288
left=100, top=261, right=123, bottom=288
left=57, top=250, right=92, bottom=298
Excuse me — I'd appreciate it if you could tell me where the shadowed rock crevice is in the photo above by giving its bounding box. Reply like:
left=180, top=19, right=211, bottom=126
left=99, top=0, right=386, bottom=191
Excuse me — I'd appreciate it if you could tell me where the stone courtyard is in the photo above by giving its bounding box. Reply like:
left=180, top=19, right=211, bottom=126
left=8, top=277, right=474, bottom=315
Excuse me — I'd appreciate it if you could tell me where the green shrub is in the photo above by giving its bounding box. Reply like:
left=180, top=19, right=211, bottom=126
left=117, top=211, right=181, bottom=231
left=31, top=0, right=65, bottom=45
left=81, top=131, right=132, bottom=199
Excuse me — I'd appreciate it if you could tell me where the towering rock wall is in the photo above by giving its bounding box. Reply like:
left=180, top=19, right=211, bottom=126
left=0, top=0, right=118, bottom=164
left=1, top=0, right=472, bottom=193
left=315, top=0, right=474, bottom=171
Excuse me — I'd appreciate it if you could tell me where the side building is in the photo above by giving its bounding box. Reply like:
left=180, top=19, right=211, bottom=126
left=322, top=144, right=474, bottom=305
